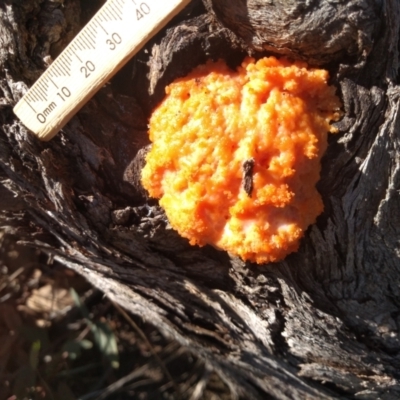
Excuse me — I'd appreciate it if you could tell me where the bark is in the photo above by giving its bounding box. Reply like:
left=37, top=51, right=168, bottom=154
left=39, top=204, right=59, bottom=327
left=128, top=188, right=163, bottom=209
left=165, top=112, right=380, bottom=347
left=1, top=0, right=400, bottom=398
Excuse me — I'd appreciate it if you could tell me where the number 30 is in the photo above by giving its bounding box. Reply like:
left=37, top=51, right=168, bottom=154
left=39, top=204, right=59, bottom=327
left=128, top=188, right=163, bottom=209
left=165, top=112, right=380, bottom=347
left=106, top=33, right=122, bottom=51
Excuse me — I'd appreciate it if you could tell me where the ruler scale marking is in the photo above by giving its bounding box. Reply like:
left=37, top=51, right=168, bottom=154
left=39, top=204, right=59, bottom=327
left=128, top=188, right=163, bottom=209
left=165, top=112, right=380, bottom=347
left=62, top=58, right=71, bottom=74
left=109, top=5, right=120, bottom=20
left=52, top=63, right=64, bottom=77
left=31, top=88, right=43, bottom=102
left=57, top=61, right=67, bottom=74
left=86, top=24, right=96, bottom=40
left=78, top=41, right=85, bottom=51
left=26, top=93, right=36, bottom=103
left=57, top=57, right=70, bottom=75
left=37, top=85, right=47, bottom=101
left=111, top=0, right=122, bottom=14
left=75, top=39, right=84, bottom=51
left=87, top=25, right=98, bottom=45
left=85, top=31, right=95, bottom=47
left=63, top=57, right=71, bottom=74
left=36, top=87, right=46, bottom=101
left=27, top=92, right=36, bottom=101
left=30, top=91, right=40, bottom=103
left=74, top=51, right=83, bottom=63
left=107, top=4, right=120, bottom=20
left=78, top=33, right=91, bottom=49
left=115, top=0, right=125, bottom=11
left=32, top=93, right=41, bottom=102
left=14, top=0, right=192, bottom=140
left=72, top=43, right=81, bottom=53
left=50, top=65, right=59, bottom=77
left=87, top=24, right=97, bottom=39
left=81, top=31, right=95, bottom=49
left=64, top=51, right=73, bottom=63
left=60, top=62, right=70, bottom=76
left=113, top=1, right=124, bottom=17
left=103, top=7, right=115, bottom=21
left=95, top=19, right=109, bottom=35
left=102, top=7, right=113, bottom=21
left=24, top=99, right=37, bottom=114
left=49, top=76, right=59, bottom=89
left=70, top=46, right=83, bottom=63
left=52, top=63, right=63, bottom=77
left=61, top=50, right=71, bottom=64
left=79, top=34, right=92, bottom=50
left=35, top=86, right=44, bottom=100
left=77, top=36, right=89, bottom=50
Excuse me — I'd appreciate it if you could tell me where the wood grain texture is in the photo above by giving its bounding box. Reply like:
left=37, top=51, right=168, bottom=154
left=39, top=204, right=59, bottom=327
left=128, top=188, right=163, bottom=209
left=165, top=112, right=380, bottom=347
left=1, top=0, right=400, bottom=398
left=203, top=0, right=381, bottom=65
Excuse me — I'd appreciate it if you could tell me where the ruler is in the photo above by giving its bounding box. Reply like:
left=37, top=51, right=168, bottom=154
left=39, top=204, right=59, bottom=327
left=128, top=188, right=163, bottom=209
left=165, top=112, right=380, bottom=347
left=13, top=0, right=191, bottom=141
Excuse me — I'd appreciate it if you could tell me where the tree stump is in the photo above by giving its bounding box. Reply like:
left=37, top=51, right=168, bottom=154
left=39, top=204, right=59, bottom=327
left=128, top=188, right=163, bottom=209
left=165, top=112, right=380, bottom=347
left=1, top=0, right=400, bottom=398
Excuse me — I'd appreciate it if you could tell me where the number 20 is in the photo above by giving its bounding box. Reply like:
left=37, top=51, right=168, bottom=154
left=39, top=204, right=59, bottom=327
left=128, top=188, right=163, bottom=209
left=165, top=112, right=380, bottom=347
left=80, top=61, right=95, bottom=78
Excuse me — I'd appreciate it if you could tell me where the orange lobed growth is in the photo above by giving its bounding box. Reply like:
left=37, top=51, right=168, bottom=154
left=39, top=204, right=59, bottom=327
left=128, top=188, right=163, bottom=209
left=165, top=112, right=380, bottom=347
left=141, top=56, right=341, bottom=264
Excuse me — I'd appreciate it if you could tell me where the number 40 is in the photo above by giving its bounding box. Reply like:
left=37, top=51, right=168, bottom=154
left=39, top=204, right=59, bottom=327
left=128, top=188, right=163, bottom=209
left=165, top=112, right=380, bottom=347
left=136, top=3, right=150, bottom=20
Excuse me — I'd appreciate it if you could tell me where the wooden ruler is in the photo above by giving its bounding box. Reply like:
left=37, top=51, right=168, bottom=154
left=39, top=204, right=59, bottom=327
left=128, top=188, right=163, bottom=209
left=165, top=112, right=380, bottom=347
left=13, top=0, right=191, bottom=141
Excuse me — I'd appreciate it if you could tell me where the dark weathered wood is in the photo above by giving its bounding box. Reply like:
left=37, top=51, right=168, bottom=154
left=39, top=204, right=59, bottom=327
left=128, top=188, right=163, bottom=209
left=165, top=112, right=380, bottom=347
left=203, top=0, right=381, bottom=66
left=1, top=0, right=400, bottom=398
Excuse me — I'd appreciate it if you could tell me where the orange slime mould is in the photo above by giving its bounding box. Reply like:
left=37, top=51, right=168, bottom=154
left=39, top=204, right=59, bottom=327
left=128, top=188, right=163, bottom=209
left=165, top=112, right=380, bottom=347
left=141, top=56, right=342, bottom=264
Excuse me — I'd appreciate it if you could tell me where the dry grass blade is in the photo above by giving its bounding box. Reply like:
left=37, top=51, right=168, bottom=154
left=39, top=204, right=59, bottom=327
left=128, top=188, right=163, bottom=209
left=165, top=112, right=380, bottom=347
left=110, top=300, right=184, bottom=399
left=93, top=363, right=154, bottom=400
left=188, top=362, right=212, bottom=400
left=0, top=266, right=25, bottom=294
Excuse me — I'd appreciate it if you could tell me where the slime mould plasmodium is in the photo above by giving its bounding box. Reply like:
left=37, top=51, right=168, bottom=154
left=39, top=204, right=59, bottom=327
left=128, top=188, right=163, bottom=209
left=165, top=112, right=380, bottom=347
left=141, top=56, right=342, bottom=264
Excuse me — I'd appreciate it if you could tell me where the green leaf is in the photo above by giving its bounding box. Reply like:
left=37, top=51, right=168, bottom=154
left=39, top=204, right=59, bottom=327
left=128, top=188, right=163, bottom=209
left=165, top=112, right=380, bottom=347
left=29, top=340, right=41, bottom=370
left=78, top=339, right=93, bottom=350
left=90, top=321, right=119, bottom=369
left=70, top=288, right=119, bottom=368
left=69, top=288, right=90, bottom=319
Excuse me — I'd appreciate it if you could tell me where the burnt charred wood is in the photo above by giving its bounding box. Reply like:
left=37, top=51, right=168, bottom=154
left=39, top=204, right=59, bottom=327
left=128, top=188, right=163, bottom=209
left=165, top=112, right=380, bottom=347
left=1, top=0, right=400, bottom=399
